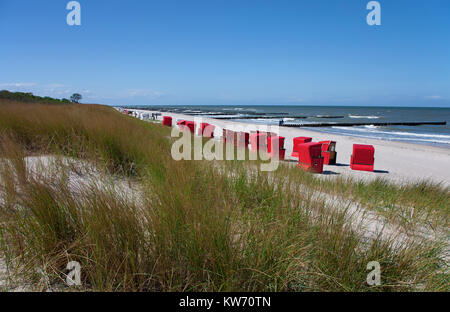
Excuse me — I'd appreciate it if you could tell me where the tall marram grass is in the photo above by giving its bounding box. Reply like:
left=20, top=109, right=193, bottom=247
left=0, top=100, right=448, bottom=291
left=273, top=163, right=449, bottom=231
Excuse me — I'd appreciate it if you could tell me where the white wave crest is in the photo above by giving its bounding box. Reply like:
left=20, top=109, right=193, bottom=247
left=348, top=115, right=380, bottom=119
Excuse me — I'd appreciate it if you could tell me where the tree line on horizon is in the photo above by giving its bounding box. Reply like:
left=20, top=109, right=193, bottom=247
left=0, top=90, right=82, bottom=104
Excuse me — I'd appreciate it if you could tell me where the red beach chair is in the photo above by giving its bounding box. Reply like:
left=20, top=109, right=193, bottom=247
left=233, top=131, right=241, bottom=146
left=318, top=141, right=337, bottom=165
left=297, top=142, right=324, bottom=173
left=350, top=144, right=374, bottom=172
left=222, top=129, right=234, bottom=144
left=236, top=132, right=250, bottom=148
left=291, top=137, right=313, bottom=159
left=250, top=132, right=268, bottom=152
left=198, top=123, right=215, bottom=138
left=222, top=129, right=227, bottom=142
left=162, top=116, right=172, bottom=127
left=197, top=123, right=207, bottom=136
left=177, top=120, right=187, bottom=130
left=268, top=136, right=286, bottom=160
left=185, top=121, right=196, bottom=134
left=226, top=130, right=236, bottom=144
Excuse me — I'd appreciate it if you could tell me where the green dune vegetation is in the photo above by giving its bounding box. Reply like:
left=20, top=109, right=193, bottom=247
left=0, top=90, right=73, bottom=105
left=0, top=94, right=448, bottom=291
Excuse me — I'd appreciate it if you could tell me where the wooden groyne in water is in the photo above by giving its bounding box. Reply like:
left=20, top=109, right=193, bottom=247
left=281, top=121, right=447, bottom=128
left=213, top=115, right=308, bottom=120
left=185, top=112, right=290, bottom=117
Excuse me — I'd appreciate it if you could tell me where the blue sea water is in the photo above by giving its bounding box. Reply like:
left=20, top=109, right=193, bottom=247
left=129, top=105, right=450, bottom=148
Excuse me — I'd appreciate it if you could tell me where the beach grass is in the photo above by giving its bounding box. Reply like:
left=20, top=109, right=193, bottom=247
left=272, top=163, right=449, bottom=231
left=0, top=100, right=448, bottom=291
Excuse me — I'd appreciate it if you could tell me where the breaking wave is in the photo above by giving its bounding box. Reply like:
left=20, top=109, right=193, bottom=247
left=348, top=115, right=380, bottom=119
left=328, top=126, right=450, bottom=146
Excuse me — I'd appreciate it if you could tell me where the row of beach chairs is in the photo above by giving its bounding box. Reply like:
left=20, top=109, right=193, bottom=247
left=121, top=109, right=161, bottom=121
left=161, top=115, right=375, bottom=173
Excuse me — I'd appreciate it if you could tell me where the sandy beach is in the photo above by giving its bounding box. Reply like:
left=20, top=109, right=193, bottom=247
left=130, top=109, right=450, bottom=187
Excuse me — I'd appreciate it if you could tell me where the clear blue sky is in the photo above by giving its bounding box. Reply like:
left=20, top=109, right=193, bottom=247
left=0, top=0, right=449, bottom=106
